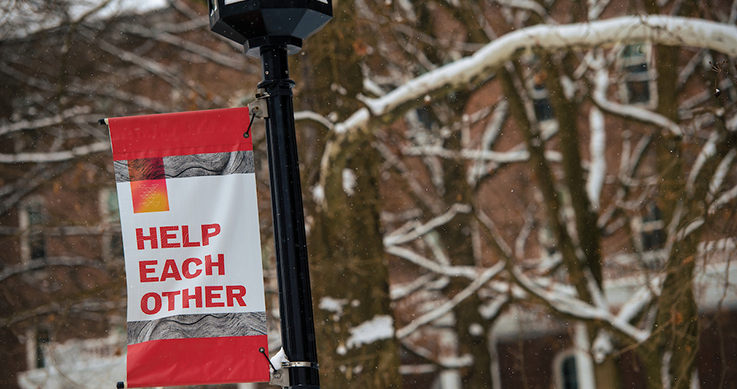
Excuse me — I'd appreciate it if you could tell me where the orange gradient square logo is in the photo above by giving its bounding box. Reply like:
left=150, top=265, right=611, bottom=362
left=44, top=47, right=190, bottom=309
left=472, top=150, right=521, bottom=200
left=128, top=158, right=169, bottom=214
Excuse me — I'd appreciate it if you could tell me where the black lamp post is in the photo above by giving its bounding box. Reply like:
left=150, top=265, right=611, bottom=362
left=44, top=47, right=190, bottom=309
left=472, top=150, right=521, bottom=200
left=207, top=1, right=331, bottom=389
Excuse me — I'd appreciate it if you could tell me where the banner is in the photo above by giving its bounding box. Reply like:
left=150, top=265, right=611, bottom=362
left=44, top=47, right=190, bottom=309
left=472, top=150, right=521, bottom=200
left=108, top=108, right=269, bottom=387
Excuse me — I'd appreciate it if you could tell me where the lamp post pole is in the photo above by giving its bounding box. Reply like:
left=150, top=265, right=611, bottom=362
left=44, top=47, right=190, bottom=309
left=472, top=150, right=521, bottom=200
left=259, top=43, right=320, bottom=389
left=207, top=2, right=331, bottom=387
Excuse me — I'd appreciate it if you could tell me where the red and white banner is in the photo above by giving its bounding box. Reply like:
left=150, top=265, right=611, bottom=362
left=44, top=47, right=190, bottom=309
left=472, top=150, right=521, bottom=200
left=108, top=108, right=269, bottom=387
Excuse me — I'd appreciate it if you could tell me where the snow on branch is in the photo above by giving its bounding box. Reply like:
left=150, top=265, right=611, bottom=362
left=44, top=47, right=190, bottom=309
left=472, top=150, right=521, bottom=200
left=616, top=280, right=659, bottom=325
left=384, top=203, right=472, bottom=246
left=728, top=112, right=737, bottom=132
left=493, top=0, right=556, bottom=24
left=0, top=106, right=92, bottom=136
left=686, top=130, right=719, bottom=196
left=0, top=256, right=107, bottom=282
left=119, top=23, right=247, bottom=70
left=511, top=266, right=649, bottom=343
left=0, top=163, right=72, bottom=217
left=0, top=60, right=170, bottom=112
left=470, top=101, right=508, bottom=185
left=391, top=273, right=437, bottom=300
left=588, top=0, right=612, bottom=20
left=0, top=142, right=110, bottom=164
left=591, top=68, right=683, bottom=137
left=586, top=269, right=608, bottom=311
left=294, top=110, right=335, bottom=131
left=0, top=297, right=124, bottom=328
left=78, top=26, right=222, bottom=104
left=476, top=209, right=514, bottom=259
left=708, top=149, right=736, bottom=202
left=385, top=246, right=478, bottom=280
left=403, top=145, right=564, bottom=164
left=396, top=263, right=504, bottom=339
left=337, top=16, right=737, bottom=135
left=400, top=340, right=474, bottom=370
left=479, top=294, right=510, bottom=320
left=586, top=107, right=606, bottom=210
left=375, top=141, right=445, bottom=214
left=345, top=315, right=395, bottom=350
left=709, top=184, right=737, bottom=214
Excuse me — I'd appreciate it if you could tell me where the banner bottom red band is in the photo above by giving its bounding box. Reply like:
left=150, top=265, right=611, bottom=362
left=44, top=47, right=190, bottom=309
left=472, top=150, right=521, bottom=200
left=126, top=335, right=269, bottom=387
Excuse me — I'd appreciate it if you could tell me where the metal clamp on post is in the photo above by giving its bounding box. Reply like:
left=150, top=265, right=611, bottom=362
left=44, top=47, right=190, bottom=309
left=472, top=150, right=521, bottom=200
left=248, top=92, right=270, bottom=119
left=270, top=368, right=290, bottom=388
left=283, top=361, right=319, bottom=370
left=269, top=362, right=319, bottom=388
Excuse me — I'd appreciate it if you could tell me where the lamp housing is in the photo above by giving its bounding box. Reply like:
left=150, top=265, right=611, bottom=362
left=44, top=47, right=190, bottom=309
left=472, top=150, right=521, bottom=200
left=208, top=0, right=332, bottom=57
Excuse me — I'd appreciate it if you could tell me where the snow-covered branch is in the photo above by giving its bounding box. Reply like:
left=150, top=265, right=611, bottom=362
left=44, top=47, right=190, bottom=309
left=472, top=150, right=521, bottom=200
left=79, top=26, right=225, bottom=105
left=294, top=110, right=335, bottom=131
left=591, top=68, right=683, bottom=137
left=402, top=146, right=564, bottom=164
left=0, top=106, right=91, bottom=136
left=708, top=149, right=736, bottom=202
left=390, top=273, right=437, bottom=300
left=385, top=246, right=478, bottom=280
left=0, top=142, right=110, bottom=163
left=384, top=203, right=472, bottom=246
left=492, top=0, right=556, bottom=24
left=510, top=267, right=650, bottom=343
left=83, top=31, right=183, bottom=88
left=119, top=23, right=247, bottom=70
left=335, top=16, right=737, bottom=136
left=686, top=130, right=719, bottom=195
left=396, top=263, right=504, bottom=339
left=0, top=163, right=72, bottom=217
left=470, top=101, right=508, bottom=185
left=0, top=256, right=107, bottom=282
left=709, top=184, right=737, bottom=214
left=586, top=107, right=607, bottom=210
left=400, top=340, right=474, bottom=371
left=514, top=209, right=535, bottom=260
left=375, top=141, right=445, bottom=214
left=0, top=297, right=124, bottom=328
left=0, top=60, right=171, bottom=112
left=476, top=209, right=514, bottom=259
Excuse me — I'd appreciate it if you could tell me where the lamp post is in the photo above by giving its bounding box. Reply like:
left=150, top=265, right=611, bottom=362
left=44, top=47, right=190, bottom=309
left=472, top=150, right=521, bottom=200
left=207, top=1, right=332, bottom=388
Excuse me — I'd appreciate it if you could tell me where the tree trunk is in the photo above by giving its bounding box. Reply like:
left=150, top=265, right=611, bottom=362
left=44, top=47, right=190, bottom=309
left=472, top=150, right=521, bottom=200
left=644, top=39, right=701, bottom=389
left=439, top=128, right=494, bottom=389
left=295, top=1, right=403, bottom=388
left=311, top=137, right=402, bottom=389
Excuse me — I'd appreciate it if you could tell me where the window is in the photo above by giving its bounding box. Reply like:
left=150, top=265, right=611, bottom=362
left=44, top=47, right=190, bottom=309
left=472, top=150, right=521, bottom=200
left=531, top=70, right=554, bottom=122
left=35, top=329, right=50, bottom=368
left=641, top=203, right=665, bottom=252
left=25, top=327, right=51, bottom=369
left=553, top=350, right=593, bottom=389
left=20, top=198, right=47, bottom=262
left=619, top=43, right=656, bottom=106
left=560, top=355, right=578, bottom=389
left=99, top=188, right=123, bottom=261
left=103, top=188, right=120, bottom=223
left=638, top=203, right=665, bottom=268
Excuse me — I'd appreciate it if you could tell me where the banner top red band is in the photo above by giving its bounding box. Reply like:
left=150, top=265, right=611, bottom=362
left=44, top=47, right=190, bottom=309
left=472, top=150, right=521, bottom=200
left=108, top=107, right=252, bottom=161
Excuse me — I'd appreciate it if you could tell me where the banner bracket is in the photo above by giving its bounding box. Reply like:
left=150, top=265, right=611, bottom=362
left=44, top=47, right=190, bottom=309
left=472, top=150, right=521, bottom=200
left=268, top=361, right=319, bottom=388
left=249, top=90, right=270, bottom=119
left=282, top=361, right=320, bottom=370
left=270, top=369, right=290, bottom=387
left=259, top=347, right=279, bottom=371
left=245, top=96, right=269, bottom=138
